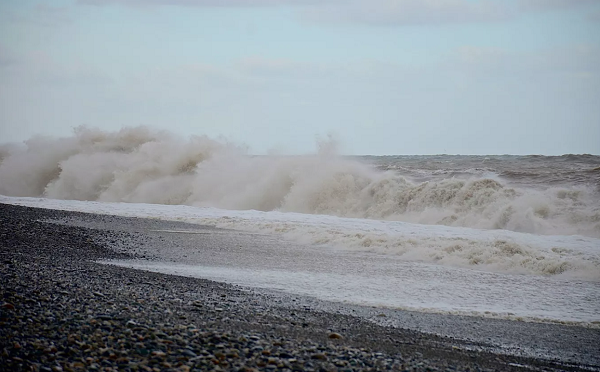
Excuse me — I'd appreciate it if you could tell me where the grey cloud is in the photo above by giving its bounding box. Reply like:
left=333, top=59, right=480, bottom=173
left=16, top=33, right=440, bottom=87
left=0, top=3, right=72, bottom=28
left=450, top=45, right=600, bottom=76
left=588, top=9, right=600, bottom=22
left=518, top=0, right=597, bottom=12
left=541, top=45, right=600, bottom=73
left=1, top=49, right=598, bottom=154
left=301, top=0, right=600, bottom=26
left=34, top=5, right=72, bottom=29
left=301, top=0, right=512, bottom=26
left=0, top=45, right=17, bottom=68
left=0, top=51, right=112, bottom=88
left=78, top=0, right=318, bottom=7
left=236, top=57, right=330, bottom=79
left=75, top=0, right=599, bottom=25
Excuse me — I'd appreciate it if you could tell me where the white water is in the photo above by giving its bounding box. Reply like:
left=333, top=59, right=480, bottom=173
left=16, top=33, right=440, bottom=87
left=2, top=196, right=599, bottom=326
left=1, top=128, right=599, bottom=325
left=3, top=196, right=598, bottom=279
left=105, top=260, right=600, bottom=325
left=1, top=127, right=599, bottom=238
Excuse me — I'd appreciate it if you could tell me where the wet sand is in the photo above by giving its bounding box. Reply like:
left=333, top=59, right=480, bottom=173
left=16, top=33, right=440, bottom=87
left=1, top=203, right=599, bottom=371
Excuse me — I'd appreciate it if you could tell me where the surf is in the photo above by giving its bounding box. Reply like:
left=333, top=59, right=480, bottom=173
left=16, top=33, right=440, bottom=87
left=1, top=126, right=599, bottom=239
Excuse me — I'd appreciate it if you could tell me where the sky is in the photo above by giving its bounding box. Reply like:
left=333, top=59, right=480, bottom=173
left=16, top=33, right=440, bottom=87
left=0, top=0, right=599, bottom=155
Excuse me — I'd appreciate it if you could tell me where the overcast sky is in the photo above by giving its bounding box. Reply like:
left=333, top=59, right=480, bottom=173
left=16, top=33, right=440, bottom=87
left=0, top=0, right=599, bottom=155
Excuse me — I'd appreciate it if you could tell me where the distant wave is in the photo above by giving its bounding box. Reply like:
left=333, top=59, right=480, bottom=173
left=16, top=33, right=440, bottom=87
left=1, top=126, right=599, bottom=238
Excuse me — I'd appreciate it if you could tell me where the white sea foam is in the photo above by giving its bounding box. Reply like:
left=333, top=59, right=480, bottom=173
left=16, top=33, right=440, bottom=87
left=3, top=195, right=599, bottom=324
left=2, top=196, right=599, bottom=279
left=0, top=126, right=599, bottom=238
left=103, top=260, right=600, bottom=325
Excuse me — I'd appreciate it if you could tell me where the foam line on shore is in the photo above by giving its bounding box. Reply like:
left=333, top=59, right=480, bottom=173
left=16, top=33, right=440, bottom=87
left=2, top=195, right=599, bottom=279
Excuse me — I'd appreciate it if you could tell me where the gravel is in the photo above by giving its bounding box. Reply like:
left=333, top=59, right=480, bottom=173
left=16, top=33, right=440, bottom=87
left=0, top=203, right=595, bottom=372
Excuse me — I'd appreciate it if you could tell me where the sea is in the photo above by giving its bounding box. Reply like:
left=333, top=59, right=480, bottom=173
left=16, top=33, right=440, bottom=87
left=1, top=127, right=599, bottom=327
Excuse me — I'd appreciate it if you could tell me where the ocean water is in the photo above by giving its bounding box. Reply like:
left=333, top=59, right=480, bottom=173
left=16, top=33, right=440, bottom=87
left=1, top=127, right=599, bottom=325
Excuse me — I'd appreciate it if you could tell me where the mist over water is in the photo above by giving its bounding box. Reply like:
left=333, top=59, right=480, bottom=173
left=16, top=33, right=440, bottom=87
left=1, top=126, right=599, bottom=238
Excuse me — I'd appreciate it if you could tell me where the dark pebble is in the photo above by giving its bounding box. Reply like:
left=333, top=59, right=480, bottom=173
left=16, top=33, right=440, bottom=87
left=0, top=203, right=591, bottom=372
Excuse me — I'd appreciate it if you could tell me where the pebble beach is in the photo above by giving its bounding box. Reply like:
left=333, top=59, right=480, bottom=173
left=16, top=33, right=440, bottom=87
left=1, top=203, right=598, bottom=372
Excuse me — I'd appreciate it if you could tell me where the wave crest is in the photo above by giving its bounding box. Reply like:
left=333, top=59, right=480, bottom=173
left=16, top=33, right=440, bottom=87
left=1, top=126, right=598, bottom=238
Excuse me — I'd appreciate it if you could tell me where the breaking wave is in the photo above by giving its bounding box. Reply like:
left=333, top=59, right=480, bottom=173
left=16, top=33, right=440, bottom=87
left=1, top=126, right=599, bottom=238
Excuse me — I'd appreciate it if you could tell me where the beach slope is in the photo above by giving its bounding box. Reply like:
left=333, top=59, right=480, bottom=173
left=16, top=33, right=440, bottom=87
left=1, top=203, right=598, bottom=372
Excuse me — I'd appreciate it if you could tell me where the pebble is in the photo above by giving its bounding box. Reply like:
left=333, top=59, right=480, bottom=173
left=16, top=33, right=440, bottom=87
left=1, top=302, right=15, bottom=310
left=0, top=204, right=564, bottom=372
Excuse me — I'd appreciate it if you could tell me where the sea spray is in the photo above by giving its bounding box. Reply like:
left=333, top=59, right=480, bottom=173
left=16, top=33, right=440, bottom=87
left=1, top=126, right=599, bottom=238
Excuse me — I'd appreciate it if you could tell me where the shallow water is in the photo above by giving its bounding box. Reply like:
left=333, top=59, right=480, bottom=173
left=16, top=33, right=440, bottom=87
left=3, top=194, right=600, bottom=326
left=106, top=256, right=600, bottom=325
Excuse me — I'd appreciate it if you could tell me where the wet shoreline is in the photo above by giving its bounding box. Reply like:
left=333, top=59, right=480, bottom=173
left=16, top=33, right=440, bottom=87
left=1, top=203, right=598, bottom=371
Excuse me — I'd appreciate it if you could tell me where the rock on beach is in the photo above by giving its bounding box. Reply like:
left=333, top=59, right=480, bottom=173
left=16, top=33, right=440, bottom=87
left=0, top=203, right=596, bottom=372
